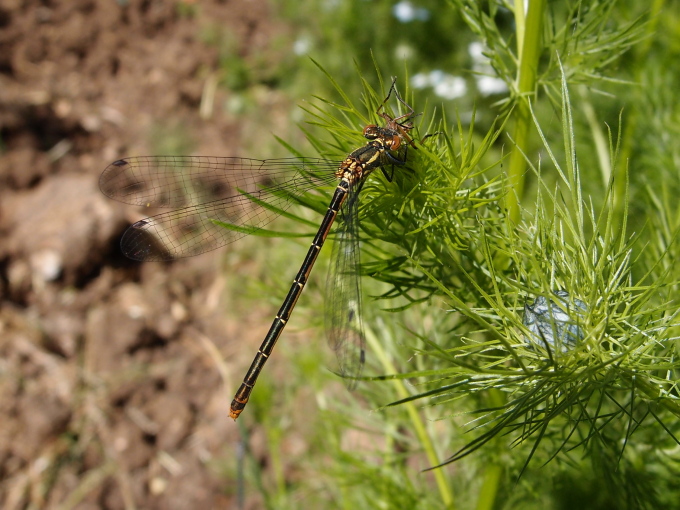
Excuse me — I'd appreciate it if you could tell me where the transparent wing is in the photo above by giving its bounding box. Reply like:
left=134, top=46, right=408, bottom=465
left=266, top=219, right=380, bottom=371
left=324, top=179, right=366, bottom=389
left=100, top=156, right=338, bottom=260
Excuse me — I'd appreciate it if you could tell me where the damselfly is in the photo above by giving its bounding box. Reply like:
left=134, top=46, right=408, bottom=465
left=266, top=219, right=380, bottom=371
left=100, top=79, right=422, bottom=420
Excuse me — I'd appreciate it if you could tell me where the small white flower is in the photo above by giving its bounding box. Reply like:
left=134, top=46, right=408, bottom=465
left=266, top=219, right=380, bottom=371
left=468, top=41, right=485, bottom=62
left=393, top=1, right=430, bottom=23
left=433, top=75, right=467, bottom=100
left=410, top=72, right=430, bottom=89
left=393, top=43, right=415, bottom=60
left=293, top=37, right=311, bottom=56
left=411, top=70, right=467, bottom=100
left=476, top=75, right=508, bottom=95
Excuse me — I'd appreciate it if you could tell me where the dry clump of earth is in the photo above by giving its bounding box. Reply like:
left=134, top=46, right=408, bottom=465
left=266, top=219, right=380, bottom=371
left=0, top=1, right=308, bottom=508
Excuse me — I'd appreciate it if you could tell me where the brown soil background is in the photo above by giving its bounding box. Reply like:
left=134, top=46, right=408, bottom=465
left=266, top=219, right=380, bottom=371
left=0, top=1, right=317, bottom=508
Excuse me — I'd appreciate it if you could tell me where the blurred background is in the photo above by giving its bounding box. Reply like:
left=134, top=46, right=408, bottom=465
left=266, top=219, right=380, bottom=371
left=0, top=1, right=469, bottom=508
left=1, top=1, right=676, bottom=509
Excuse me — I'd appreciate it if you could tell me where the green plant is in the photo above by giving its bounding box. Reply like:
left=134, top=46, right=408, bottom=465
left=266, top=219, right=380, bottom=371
left=229, top=1, right=680, bottom=509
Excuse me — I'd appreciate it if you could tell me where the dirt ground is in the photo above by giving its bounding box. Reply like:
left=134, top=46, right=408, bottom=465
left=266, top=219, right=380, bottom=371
left=0, top=1, right=301, bottom=508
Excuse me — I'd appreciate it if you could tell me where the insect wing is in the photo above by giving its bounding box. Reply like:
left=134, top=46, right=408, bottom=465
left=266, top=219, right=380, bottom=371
left=100, top=156, right=337, bottom=260
left=324, top=180, right=366, bottom=388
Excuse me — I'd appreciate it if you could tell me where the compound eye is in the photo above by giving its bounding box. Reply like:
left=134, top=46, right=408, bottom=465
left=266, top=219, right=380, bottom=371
left=363, top=125, right=379, bottom=140
left=389, top=134, right=401, bottom=150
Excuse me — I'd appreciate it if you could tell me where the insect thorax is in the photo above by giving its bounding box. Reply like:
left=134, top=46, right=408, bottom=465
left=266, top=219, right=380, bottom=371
left=335, top=141, right=387, bottom=181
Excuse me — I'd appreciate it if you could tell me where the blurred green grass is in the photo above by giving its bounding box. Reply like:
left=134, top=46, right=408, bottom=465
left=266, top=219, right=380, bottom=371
left=189, top=1, right=680, bottom=509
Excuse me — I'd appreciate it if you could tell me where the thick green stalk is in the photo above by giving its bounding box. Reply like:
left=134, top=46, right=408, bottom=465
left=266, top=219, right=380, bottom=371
left=506, top=0, right=547, bottom=224
left=474, top=388, right=504, bottom=510
left=475, top=464, right=502, bottom=510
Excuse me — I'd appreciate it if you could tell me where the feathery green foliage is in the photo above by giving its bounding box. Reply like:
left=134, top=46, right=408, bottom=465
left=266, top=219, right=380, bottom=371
left=228, top=1, right=680, bottom=508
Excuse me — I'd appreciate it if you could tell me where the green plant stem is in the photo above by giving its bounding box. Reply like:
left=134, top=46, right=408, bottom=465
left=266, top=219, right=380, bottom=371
left=475, top=464, right=502, bottom=510
left=507, top=0, right=547, bottom=224
left=365, top=327, right=455, bottom=509
left=616, top=0, right=665, bottom=228
left=634, top=375, right=680, bottom=417
left=578, top=86, right=612, bottom=187
left=474, top=388, right=504, bottom=510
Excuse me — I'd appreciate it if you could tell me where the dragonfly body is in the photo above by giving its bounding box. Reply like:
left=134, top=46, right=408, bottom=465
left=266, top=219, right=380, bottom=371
left=230, top=138, right=401, bottom=419
left=100, top=79, right=421, bottom=421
